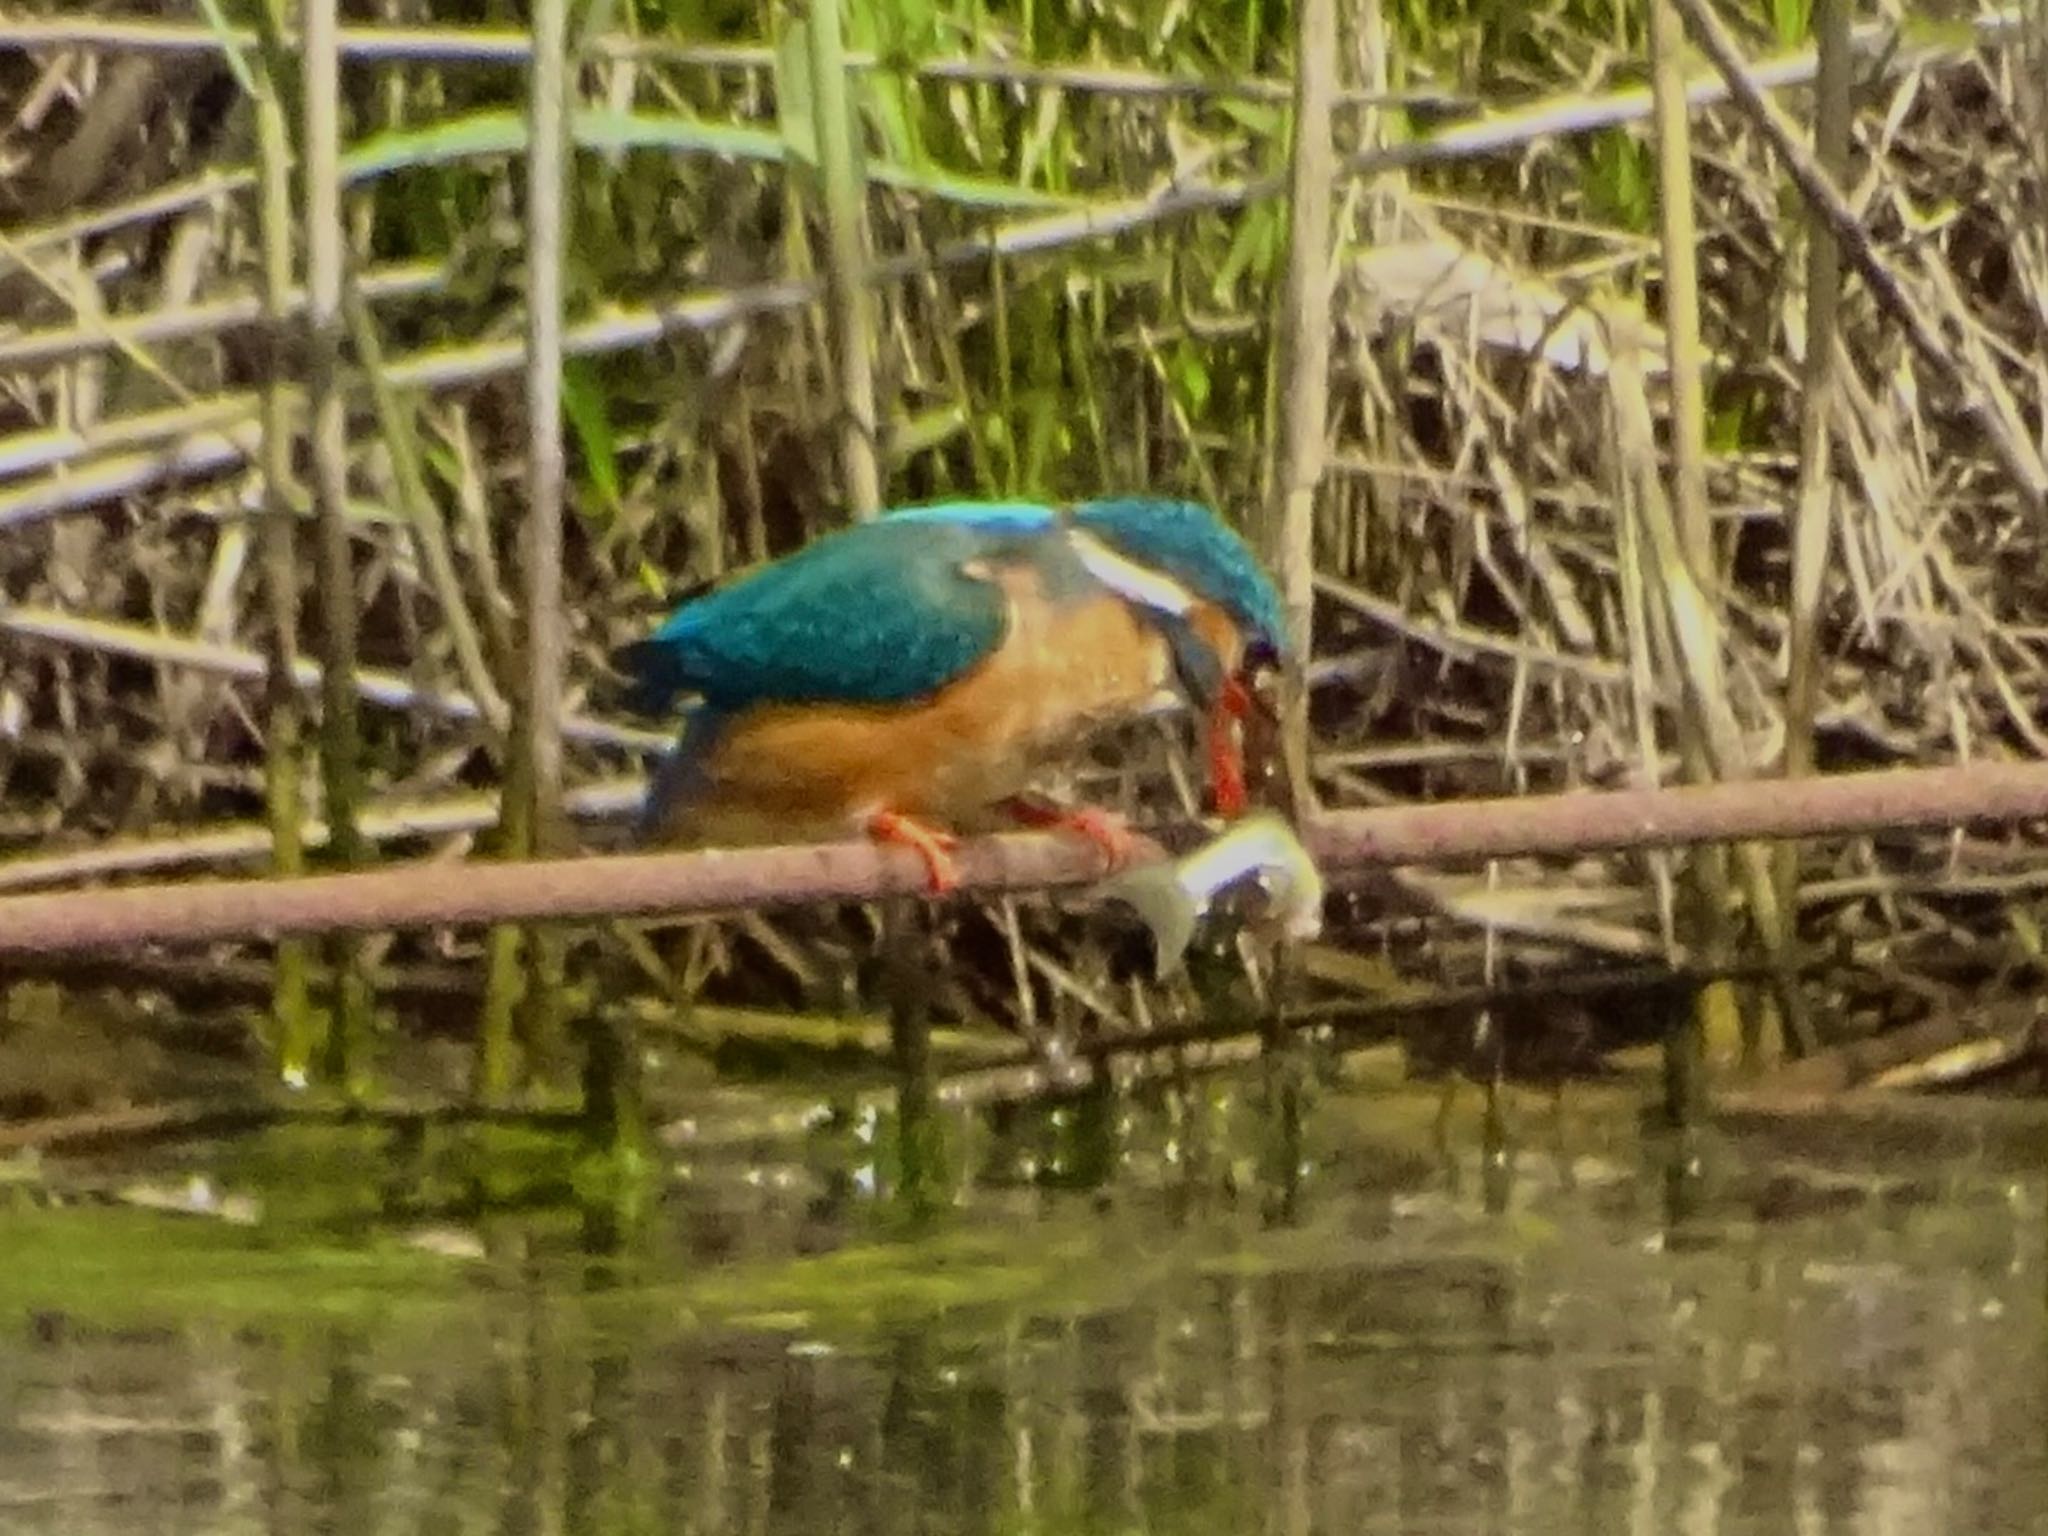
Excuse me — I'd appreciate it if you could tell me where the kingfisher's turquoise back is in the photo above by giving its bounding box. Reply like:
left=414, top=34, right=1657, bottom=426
left=613, top=495, right=1285, bottom=720
left=615, top=502, right=1072, bottom=716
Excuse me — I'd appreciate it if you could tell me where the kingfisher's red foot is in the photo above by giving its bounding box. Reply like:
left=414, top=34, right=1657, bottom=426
left=866, top=810, right=963, bottom=895
left=1004, top=797, right=1136, bottom=871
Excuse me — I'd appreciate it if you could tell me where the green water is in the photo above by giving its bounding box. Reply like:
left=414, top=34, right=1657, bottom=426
left=2, top=1050, right=2045, bottom=1535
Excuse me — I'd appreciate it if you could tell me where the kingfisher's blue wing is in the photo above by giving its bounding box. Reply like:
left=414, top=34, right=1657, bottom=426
left=616, top=501, right=1065, bottom=714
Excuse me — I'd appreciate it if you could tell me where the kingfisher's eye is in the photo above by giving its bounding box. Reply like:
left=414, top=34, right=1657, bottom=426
left=1241, top=638, right=1282, bottom=674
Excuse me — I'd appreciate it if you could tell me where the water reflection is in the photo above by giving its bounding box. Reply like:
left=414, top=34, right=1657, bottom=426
left=2, top=1059, right=2046, bottom=1536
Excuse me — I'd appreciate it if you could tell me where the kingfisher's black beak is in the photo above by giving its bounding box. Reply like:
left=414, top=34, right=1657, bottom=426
left=1153, top=613, right=1227, bottom=713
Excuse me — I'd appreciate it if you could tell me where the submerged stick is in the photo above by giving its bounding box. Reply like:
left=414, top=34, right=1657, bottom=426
left=4, top=758, right=2048, bottom=956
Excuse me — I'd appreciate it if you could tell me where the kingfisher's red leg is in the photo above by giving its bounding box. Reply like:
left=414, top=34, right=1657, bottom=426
left=1002, top=795, right=1137, bottom=871
left=1206, top=677, right=1251, bottom=817
left=866, top=810, right=963, bottom=895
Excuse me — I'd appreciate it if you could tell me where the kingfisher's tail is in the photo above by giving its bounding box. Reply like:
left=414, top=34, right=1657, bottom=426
left=611, top=637, right=694, bottom=719
left=634, top=703, right=728, bottom=844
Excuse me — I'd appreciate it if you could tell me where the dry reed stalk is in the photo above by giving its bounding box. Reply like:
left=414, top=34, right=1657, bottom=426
left=1265, top=0, right=1335, bottom=818
left=1778, top=0, right=1852, bottom=962
left=337, top=286, right=509, bottom=738
left=0, top=606, right=663, bottom=751
left=803, top=0, right=881, bottom=518
left=0, top=16, right=1472, bottom=104
left=514, top=0, right=574, bottom=1093
left=1646, top=0, right=1745, bottom=1102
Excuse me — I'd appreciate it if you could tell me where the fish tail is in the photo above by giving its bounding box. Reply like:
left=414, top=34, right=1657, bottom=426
left=1098, top=864, right=1202, bottom=978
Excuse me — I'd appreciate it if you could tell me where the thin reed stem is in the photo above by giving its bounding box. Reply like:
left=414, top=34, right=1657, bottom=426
left=303, top=0, right=375, bottom=1093
left=248, top=0, right=317, bottom=1083
left=1777, top=0, right=1852, bottom=985
left=516, top=0, right=575, bottom=1098
left=804, top=0, right=881, bottom=517
left=1265, top=0, right=1336, bottom=819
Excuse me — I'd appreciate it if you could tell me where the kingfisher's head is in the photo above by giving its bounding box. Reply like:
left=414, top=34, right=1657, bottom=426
left=1067, top=497, right=1292, bottom=816
left=1069, top=496, right=1287, bottom=683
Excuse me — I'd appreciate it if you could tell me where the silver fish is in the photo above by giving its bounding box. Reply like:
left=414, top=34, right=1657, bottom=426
left=1094, top=812, right=1324, bottom=977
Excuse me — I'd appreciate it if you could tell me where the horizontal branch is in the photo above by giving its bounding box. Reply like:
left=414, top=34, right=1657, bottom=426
left=2, top=757, right=2046, bottom=957
left=2, top=12, right=2004, bottom=99
left=0, top=779, right=646, bottom=895
left=0, top=260, right=449, bottom=373
left=0, top=430, right=253, bottom=522
left=1315, top=571, right=1633, bottom=686
left=0, top=603, right=668, bottom=754
left=0, top=16, right=1457, bottom=105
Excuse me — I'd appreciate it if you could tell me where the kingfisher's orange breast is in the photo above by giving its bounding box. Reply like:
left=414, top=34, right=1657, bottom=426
left=653, top=570, right=1174, bottom=848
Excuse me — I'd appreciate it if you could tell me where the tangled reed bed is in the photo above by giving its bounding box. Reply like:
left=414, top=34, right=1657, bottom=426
left=2, top=2, right=2047, bottom=1097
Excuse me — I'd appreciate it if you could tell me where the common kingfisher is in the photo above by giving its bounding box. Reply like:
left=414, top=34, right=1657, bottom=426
left=614, top=497, right=1287, bottom=893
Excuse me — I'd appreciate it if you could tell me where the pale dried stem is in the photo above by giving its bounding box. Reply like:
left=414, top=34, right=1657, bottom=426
left=242, top=0, right=317, bottom=1075
left=1264, top=0, right=1336, bottom=817
left=805, top=0, right=881, bottom=518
